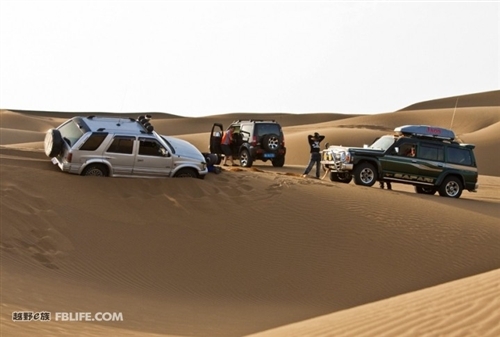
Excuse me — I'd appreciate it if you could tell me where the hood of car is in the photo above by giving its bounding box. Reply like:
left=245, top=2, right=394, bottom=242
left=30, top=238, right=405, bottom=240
left=161, top=135, right=204, bottom=161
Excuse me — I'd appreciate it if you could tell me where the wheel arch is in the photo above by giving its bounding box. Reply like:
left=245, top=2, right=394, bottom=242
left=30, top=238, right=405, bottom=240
left=79, top=160, right=111, bottom=176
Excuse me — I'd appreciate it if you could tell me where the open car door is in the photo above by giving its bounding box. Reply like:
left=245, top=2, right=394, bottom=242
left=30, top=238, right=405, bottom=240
left=209, top=123, right=224, bottom=157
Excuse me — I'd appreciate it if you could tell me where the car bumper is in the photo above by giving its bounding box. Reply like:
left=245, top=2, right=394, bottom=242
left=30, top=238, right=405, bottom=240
left=321, top=160, right=353, bottom=171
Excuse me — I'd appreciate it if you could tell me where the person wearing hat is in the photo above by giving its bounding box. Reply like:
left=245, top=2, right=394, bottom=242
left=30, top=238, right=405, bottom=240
left=302, top=132, right=325, bottom=179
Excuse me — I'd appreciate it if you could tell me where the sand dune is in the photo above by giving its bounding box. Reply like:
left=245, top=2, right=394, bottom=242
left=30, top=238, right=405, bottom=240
left=1, top=90, right=500, bottom=336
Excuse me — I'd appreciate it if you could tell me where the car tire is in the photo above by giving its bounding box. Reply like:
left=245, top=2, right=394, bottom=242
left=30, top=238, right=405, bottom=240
left=82, top=164, right=108, bottom=177
left=262, top=134, right=280, bottom=152
left=415, top=186, right=437, bottom=195
left=330, top=172, right=352, bottom=184
left=272, top=156, right=285, bottom=167
left=353, top=162, right=377, bottom=186
left=44, top=129, right=63, bottom=158
left=438, top=176, right=463, bottom=198
left=239, top=149, right=253, bottom=168
left=174, top=168, right=197, bottom=178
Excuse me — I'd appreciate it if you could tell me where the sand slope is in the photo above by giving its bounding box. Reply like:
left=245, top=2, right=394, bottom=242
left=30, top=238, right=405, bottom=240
left=1, top=91, right=500, bottom=336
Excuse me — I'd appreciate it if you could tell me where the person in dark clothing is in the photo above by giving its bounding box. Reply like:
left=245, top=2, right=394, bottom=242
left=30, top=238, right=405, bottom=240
left=380, top=180, right=392, bottom=190
left=302, top=132, right=325, bottom=179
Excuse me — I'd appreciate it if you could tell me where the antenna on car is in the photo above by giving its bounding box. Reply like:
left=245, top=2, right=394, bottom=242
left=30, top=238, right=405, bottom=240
left=450, top=97, right=459, bottom=129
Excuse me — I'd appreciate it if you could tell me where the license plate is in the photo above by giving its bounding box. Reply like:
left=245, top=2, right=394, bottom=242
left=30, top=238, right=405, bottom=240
left=263, top=153, right=275, bottom=158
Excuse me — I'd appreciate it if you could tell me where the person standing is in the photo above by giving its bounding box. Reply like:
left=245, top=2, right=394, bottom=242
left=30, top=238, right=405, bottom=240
left=302, top=132, right=325, bottom=178
left=221, top=126, right=236, bottom=166
left=380, top=180, right=392, bottom=190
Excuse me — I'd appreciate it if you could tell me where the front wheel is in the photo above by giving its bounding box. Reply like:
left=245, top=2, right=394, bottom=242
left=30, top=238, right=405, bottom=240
left=239, top=149, right=253, bottom=168
left=353, top=162, right=377, bottom=187
left=174, top=168, right=197, bottom=178
left=330, top=172, right=352, bottom=184
left=438, top=176, right=463, bottom=198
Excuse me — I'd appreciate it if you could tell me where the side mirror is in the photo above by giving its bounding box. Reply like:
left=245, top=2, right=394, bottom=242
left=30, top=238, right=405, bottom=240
left=363, top=144, right=368, bottom=148
left=325, top=142, right=330, bottom=148
left=394, top=147, right=399, bottom=154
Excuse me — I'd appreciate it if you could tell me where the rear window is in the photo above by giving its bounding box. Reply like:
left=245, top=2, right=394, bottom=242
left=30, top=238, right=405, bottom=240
left=58, top=120, right=85, bottom=147
left=255, top=123, right=281, bottom=137
left=447, top=147, right=473, bottom=166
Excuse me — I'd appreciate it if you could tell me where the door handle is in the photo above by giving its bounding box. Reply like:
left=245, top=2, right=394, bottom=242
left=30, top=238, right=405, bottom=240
left=137, top=159, right=144, bottom=162
left=411, top=160, right=417, bottom=163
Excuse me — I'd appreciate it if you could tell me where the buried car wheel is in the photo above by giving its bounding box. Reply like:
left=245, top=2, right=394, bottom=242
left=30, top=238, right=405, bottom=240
left=438, top=176, right=463, bottom=198
left=330, top=172, right=352, bottom=184
left=44, top=129, right=63, bottom=157
left=82, top=164, right=108, bottom=177
left=353, top=162, right=377, bottom=187
left=415, top=186, right=437, bottom=195
left=174, top=168, right=197, bottom=178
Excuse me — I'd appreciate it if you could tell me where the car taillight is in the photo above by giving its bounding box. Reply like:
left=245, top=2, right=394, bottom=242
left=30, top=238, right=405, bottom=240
left=66, top=153, right=72, bottom=163
left=251, top=136, right=257, bottom=146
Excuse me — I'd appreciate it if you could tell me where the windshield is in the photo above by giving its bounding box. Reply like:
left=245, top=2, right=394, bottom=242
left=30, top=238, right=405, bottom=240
left=369, top=135, right=395, bottom=151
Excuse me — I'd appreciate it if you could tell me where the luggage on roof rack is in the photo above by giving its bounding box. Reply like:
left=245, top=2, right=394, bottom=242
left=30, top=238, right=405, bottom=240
left=394, top=125, right=455, bottom=141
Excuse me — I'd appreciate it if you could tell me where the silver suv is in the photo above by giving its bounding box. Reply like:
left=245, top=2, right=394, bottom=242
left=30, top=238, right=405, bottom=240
left=44, top=115, right=208, bottom=179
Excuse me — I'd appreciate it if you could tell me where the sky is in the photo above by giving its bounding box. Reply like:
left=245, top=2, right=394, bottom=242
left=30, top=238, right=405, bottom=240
left=0, top=1, right=498, bottom=117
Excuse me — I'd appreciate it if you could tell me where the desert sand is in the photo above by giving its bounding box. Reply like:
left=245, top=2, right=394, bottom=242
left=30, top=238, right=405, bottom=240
left=1, top=90, right=499, bottom=336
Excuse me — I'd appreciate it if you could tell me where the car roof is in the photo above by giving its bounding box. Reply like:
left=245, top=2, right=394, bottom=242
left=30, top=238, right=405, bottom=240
left=394, top=125, right=455, bottom=141
left=75, top=116, right=150, bottom=134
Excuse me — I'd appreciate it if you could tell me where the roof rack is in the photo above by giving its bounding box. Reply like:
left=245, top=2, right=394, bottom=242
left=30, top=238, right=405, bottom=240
left=232, top=119, right=276, bottom=123
left=394, top=125, right=455, bottom=141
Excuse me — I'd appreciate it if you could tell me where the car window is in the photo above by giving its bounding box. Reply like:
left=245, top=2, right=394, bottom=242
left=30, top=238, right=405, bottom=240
left=138, top=138, right=166, bottom=157
left=419, top=143, right=444, bottom=161
left=106, top=136, right=135, bottom=154
left=58, top=120, right=85, bottom=147
left=255, top=124, right=281, bottom=137
left=80, top=132, right=108, bottom=151
left=447, top=147, right=473, bottom=166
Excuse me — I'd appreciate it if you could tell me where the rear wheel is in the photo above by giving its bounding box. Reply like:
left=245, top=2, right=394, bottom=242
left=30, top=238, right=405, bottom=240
left=330, top=172, right=352, bottom=184
left=438, top=176, right=463, bottom=198
left=239, top=149, right=253, bottom=167
left=353, top=162, right=377, bottom=187
left=44, top=129, right=63, bottom=157
left=82, top=164, right=108, bottom=177
left=174, top=168, right=197, bottom=178
left=272, top=156, right=285, bottom=167
left=415, top=186, right=437, bottom=195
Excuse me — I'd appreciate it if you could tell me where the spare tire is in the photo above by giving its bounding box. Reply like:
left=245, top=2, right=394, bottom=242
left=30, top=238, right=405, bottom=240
left=44, top=129, right=63, bottom=157
left=262, top=134, right=280, bottom=152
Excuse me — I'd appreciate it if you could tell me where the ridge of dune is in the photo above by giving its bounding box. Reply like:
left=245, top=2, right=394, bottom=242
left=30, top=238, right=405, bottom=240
left=400, top=90, right=500, bottom=111
left=246, top=268, right=500, bottom=337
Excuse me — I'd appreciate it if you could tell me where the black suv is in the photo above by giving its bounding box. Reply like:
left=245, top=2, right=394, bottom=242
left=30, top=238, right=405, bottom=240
left=320, top=125, right=479, bottom=198
left=209, top=120, right=286, bottom=168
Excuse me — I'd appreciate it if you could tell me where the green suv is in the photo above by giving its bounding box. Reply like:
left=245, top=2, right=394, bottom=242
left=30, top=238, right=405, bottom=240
left=320, top=125, right=478, bottom=198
